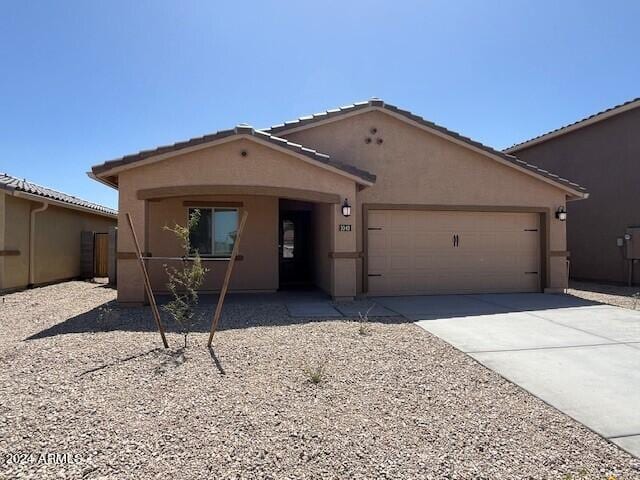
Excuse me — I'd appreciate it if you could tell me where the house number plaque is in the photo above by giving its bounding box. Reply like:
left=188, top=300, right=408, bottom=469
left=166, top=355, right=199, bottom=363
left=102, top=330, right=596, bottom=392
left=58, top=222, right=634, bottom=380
left=339, top=224, right=352, bottom=232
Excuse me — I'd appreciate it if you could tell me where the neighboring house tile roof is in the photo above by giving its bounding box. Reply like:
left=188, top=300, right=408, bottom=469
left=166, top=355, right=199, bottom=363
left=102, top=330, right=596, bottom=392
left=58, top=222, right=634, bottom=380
left=0, top=172, right=117, bottom=217
left=264, top=99, right=586, bottom=194
left=505, top=97, right=640, bottom=152
left=91, top=125, right=376, bottom=184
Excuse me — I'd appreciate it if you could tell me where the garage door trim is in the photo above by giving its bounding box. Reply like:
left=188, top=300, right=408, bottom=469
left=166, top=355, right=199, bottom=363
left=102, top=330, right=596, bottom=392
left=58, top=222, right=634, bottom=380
left=362, top=203, right=550, bottom=295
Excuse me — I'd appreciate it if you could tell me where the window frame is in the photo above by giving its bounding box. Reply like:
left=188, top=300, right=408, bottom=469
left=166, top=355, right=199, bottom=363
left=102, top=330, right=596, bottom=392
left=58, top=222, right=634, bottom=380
left=187, top=207, right=239, bottom=258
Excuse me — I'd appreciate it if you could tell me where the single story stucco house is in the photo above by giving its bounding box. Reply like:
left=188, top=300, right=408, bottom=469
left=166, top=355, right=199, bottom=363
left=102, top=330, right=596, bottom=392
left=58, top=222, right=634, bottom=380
left=0, top=173, right=117, bottom=292
left=90, top=99, right=587, bottom=305
left=506, top=97, right=640, bottom=285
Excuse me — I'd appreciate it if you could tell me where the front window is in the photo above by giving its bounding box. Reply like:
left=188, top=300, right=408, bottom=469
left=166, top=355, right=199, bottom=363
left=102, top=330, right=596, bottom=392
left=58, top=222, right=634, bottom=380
left=188, top=208, right=238, bottom=257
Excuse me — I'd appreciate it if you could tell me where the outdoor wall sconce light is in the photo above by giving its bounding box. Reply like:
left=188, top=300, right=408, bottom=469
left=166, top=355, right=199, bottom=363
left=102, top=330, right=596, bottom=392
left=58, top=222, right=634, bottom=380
left=555, top=206, right=567, bottom=221
left=341, top=198, right=352, bottom=217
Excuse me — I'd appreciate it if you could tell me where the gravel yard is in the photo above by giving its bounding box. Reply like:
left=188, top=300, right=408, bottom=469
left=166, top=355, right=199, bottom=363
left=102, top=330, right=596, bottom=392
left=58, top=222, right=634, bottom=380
left=568, top=281, right=640, bottom=310
left=1, top=281, right=639, bottom=479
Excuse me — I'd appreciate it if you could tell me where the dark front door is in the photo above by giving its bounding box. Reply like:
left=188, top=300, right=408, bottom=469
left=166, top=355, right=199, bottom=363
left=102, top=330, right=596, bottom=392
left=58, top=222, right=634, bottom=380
left=279, top=211, right=312, bottom=287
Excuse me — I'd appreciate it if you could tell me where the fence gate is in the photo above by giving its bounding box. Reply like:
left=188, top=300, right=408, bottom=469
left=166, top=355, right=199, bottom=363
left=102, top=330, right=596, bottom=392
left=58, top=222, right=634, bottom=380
left=81, top=231, right=110, bottom=279
left=94, top=233, right=109, bottom=277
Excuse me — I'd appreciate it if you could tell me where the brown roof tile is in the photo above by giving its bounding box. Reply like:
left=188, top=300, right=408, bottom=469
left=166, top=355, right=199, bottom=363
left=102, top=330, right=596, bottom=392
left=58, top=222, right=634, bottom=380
left=91, top=125, right=376, bottom=185
left=505, top=97, right=640, bottom=152
left=0, top=172, right=117, bottom=216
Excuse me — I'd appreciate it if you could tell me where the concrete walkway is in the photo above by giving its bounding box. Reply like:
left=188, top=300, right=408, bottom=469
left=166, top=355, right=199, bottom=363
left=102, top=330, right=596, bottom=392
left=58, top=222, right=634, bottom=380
left=384, top=293, right=640, bottom=458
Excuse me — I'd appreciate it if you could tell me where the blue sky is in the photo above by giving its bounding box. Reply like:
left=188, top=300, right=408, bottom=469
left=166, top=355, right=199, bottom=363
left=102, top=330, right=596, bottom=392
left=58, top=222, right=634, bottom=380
left=1, top=0, right=638, bottom=209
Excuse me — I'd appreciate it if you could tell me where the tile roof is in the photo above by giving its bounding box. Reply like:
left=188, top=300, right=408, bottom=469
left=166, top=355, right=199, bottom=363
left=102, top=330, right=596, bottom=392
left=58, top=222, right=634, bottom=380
left=505, top=97, right=640, bottom=152
left=91, top=125, right=376, bottom=184
left=264, top=98, right=587, bottom=194
left=0, top=172, right=117, bottom=216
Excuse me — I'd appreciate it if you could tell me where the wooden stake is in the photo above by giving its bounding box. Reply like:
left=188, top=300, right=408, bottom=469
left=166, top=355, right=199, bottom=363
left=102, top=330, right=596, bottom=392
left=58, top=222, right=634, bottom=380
left=126, top=212, right=169, bottom=348
left=208, top=210, right=249, bottom=346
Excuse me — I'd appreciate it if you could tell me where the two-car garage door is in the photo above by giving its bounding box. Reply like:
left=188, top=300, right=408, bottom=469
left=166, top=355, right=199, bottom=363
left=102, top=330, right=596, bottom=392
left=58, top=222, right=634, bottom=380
left=367, top=210, right=541, bottom=296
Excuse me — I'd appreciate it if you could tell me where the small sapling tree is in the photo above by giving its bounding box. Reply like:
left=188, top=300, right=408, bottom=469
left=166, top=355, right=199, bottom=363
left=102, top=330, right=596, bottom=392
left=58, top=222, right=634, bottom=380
left=163, top=209, right=208, bottom=348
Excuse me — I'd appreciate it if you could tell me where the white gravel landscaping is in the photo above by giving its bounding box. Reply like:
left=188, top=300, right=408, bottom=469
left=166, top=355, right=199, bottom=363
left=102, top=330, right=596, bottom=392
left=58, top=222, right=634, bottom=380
left=1, top=281, right=639, bottom=479
left=568, top=281, right=640, bottom=310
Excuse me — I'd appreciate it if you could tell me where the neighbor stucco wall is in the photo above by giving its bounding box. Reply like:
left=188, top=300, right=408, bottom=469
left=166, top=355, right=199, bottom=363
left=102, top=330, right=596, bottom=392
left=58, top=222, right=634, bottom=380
left=285, top=110, right=570, bottom=293
left=0, top=193, right=6, bottom=289
left=33, top=203, right=116, bottom=285
left=0, top=194, right=116, bottom=291
left=115, top=137, right=358, bottom=303
left=2, top=194, right=31, bottom=290
left=145, top=195, right=279, bottom=293
left=512, top=107, right=640, bottom=284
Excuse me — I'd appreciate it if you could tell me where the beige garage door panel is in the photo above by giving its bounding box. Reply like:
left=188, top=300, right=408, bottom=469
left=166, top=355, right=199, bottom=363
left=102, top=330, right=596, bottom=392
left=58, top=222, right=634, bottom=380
left=367, top=210, right=540, bottom=295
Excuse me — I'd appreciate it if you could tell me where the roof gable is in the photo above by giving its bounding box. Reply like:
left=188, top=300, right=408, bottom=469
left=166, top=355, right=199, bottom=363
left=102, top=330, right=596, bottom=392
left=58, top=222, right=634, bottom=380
left=91, top=125, right=375, bottom=187
left=264, top=99, right=587, bottom=199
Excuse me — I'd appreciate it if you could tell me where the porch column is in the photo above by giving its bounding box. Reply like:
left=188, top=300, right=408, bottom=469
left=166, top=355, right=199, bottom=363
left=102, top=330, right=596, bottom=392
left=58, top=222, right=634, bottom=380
left=116, top=181, right=147, bottom=305
left=331, top=186, right=358, bottom=300
left=547, top=204, right=569, bottom=292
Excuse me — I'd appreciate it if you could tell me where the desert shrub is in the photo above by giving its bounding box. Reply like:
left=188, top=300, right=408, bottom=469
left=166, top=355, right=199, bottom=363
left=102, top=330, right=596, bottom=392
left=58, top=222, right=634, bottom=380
left=303, top=359, right=327, bottom=385
left=162, top=209, right=208, bottom=348
left=357, top=305, right=375, bottom=335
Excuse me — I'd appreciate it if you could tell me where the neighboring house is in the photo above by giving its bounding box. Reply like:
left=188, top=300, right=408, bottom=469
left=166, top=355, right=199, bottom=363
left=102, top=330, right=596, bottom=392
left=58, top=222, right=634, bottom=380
left=90, top=99, right=586, bottom=305
left=0, top=173, right=117, bottom=292
left=506, top=98, right=640, bottom=285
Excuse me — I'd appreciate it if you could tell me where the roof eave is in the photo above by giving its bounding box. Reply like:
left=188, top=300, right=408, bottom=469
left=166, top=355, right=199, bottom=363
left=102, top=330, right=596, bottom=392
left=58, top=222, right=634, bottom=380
left=568, top=190, right=589, bottom=202
left=505, top=98, right=640, bottom=153
left=11, top=190, right=117, bottom=219
left=87, top=171, right=118, bottom=190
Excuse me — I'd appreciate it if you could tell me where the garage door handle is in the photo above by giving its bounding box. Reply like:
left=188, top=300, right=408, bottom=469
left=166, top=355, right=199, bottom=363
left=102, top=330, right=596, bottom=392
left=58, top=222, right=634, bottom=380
left=368, top=274, right=382, bottom=277
left=452, top=234, right=459, bottom=247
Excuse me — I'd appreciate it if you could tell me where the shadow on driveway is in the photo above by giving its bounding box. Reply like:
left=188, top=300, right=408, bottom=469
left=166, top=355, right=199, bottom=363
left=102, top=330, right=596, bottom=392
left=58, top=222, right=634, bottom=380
left=372, top=293, right=601, bottom=321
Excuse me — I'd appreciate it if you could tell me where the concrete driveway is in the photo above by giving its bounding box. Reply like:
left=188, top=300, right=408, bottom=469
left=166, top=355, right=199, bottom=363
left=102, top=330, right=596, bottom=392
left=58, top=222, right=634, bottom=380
left=373, top=293, right=640, bottom=458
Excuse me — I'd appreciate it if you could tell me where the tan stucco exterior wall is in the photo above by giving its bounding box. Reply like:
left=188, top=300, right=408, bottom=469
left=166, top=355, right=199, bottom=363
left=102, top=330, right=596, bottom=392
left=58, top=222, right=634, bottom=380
left=145, top=195, right=279, bottom=293
left=0, top=194, right=116, bottom=291
left=284, top=110, right=569, bottom=293
left=0, top=195, right=116, bottom=290
left=115, top=137, right=358, bottom=303
left=33, top=204, right=116, bottom=285
left=312, top=202, right=333, bottom=294
left=108, top=110, right=573, bottom=301
left=2, top=194, right=31, bottom=290
left=0, top=193, right=6, bottom=289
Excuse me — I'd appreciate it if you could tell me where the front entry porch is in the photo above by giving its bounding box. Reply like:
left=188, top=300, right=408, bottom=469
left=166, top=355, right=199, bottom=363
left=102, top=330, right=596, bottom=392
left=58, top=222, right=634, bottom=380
left=118, top=189, right=358, bottom=304
left=111, top=129, right=372, bottom=305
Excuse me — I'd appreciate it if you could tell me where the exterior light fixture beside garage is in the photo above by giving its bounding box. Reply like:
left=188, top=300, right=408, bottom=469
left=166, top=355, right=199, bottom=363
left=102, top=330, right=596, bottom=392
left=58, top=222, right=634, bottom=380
left=341, top=199, right=352, bottom=217
left=556, top=206, right=567, bottom=221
